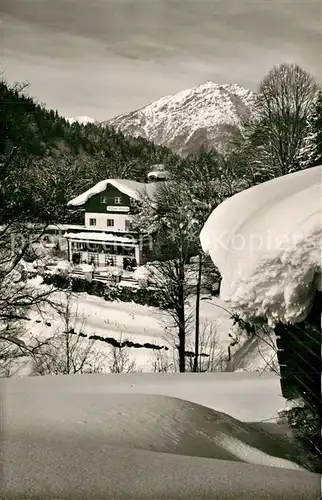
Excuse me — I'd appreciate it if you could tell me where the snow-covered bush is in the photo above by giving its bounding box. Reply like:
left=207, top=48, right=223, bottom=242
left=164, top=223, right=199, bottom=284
left=278, top=401, right=321, bottom=473
left=55, top=260, right=73, bottom=279
left=104, top=283, right=171, bottom=308
left=42, top=273, right=170, bottom=308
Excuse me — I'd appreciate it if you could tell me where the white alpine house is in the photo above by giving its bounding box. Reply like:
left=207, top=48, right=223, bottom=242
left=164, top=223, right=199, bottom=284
left=65, top=167, right=170, bottom=270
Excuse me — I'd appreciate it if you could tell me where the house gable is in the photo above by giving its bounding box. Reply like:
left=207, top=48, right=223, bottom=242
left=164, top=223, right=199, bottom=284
left=84, top=184, right=132, bottom=214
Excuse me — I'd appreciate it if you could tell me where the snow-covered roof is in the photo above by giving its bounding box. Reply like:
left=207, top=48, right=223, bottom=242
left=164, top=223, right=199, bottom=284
left=147, top=164, right=170, bottom=179
left=46, top=224, right=85, bottom=231
left=147, top=170, right=170, bottom=179
left=67, top=179, right=158, bottom=207
left=64, top=232, right=137, bottom=244
left=200, top=166, right=322, bottom=325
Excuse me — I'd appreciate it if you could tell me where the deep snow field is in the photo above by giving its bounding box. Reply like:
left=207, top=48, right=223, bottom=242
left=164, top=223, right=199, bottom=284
left=1, top=372, right=320, bottom=499
left=15, top=282, right=277, bottom=376
left=3, top=278, right=314, bottom=499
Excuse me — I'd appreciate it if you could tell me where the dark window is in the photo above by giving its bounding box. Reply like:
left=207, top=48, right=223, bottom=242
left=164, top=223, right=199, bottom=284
left=115, top=245, right=135, bottom=256
left=89, top=253, right=99, bottom=266
left=71, top=241, right=85, bottom=250
left=123, top=246, right=135, bottom=256
left=105, top=255, right=116, bottom=266
left=100, top=196, right=107, bottom=204
left=114, top=196, right=122, bottom=205
left=142, top=244, right=150, bottom=257
left=107, top=219, right=114, bottom=227
left=72, top=253, right=80, bottom=265
left=89, top=218, right=96, bottom=226
left=125, top=220, right=132, bottom=231
left=90, top=243, right=101, bottom=251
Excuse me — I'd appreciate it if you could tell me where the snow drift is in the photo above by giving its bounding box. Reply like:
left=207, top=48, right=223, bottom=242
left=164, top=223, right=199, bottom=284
left=200, top=166, right=322, bottom=325
left=2, top=374, right=320, bottom=499
left=2, top=391, right=304, bottom=469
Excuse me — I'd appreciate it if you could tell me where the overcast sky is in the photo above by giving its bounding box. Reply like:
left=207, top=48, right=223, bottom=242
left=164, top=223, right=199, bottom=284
left=2, top=0, right=321, bottom=121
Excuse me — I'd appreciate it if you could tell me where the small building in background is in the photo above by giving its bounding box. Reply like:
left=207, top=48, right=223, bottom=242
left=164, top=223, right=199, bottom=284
left=146, top=164, right=171, bottom=183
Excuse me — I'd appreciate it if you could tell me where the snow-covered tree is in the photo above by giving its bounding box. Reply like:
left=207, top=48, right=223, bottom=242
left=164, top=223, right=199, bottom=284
left=299, top=90, right=322, bottom=169
left=133, top=181, right=198, bottom=372
left=0, top=148, right=60, bottom=369
left=172, top=150, right=251, bottom=370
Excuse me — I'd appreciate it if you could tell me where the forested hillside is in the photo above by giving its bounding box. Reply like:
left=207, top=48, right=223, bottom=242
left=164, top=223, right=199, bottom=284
left=0, top=79, right=177, bottom=223
left=1, top=67, right=320, bottom=226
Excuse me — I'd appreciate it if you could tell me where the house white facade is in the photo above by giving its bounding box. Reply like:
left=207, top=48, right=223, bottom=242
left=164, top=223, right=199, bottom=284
left=84, top=211, right=133, bottom=232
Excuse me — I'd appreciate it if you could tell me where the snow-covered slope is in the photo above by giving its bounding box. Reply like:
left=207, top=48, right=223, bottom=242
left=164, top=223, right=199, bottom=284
left=11, top=287, right=276, bottom=377
left=2, top=389, right=304, bottom=470
left=105, top=82, right=255, bottom=156
left=2, top=374, right=320, bottom=499
left=200, top=166, right=322, bottom=325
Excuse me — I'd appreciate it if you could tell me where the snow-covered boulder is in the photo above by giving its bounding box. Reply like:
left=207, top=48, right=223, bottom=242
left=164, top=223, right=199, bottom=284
left=77, top=264, right=94, bottom=273
left=200, top=166, right=321, bottom=325
left=133, top=265, right=149, bottom=285
left=17, top=260, right=35, bottom=273
left=16, top=260, right=37, bottom=279
left=55, top=260, right=73, bottom=278
left=32, top=258, right=47, bottom=270
left=133, top=262, right=165, bottom=287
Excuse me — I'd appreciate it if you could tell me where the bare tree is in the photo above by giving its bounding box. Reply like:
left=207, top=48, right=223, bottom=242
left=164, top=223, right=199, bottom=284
left=185, top=320, right=225, bottom=372
left=0, top=222, right=56, bottom=365
left=133, top=182, right=198, bottom=372
left=32, top=290, right=107, bottom=375
left=0, top=330, right=29, bottom=377
left=0, top=147, right=76, bottom=364
left=148, top=348, right=173, bottom=373
left=248, top=63, right=319, bottom=178
left=107, top=335, right=139, bottom=373
left=198, top=321, right=225, bottom=372
left=169, top=152, right=249, bottom=371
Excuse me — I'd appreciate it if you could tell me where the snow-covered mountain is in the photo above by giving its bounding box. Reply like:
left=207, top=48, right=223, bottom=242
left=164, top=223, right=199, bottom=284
left=66, top=116, right=96, bottom=125
left=105, top=82, right=255, bottom=156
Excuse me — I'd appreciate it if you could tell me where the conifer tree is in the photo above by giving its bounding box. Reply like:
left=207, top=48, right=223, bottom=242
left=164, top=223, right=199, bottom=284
left=299, top=90, right=322, bottom=169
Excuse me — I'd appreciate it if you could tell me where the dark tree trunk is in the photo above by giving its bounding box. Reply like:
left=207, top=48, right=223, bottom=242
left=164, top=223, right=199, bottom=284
left=193, top=252, right=202, bottom=372
left=177, top=260, right=186, bottom=372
